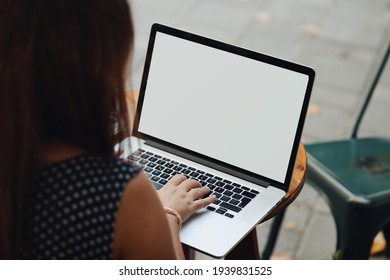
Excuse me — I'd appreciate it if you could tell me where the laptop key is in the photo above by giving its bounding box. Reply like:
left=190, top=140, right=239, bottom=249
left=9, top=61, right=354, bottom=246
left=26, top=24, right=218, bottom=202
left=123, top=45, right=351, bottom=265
left=207, top=206, right=216, bottom=211
left=199, top=180, right=208, bottom=186
left=214, top=192, right=222, bottom=198
left=201, top=192, right=212, bottom=199
left=216, top=208, right=227, bottom=215
left=213, top=199, right=221, bottom=205
left=137, top=159, right=148, bottom=165
left=230, top=199, right=240, bottom=205
left=224, top=190, right=233, bottom=197
left=144, top=167, right=153, bottom=173
left=215, top=181, right=225, bottom=187
left=181, top=169, right=191, bottom=175
left=151, top=176, right=160, bottom=182
left=225, top=184, right=234, bottom=190
left=189, top=172, right=200, bottom=178
left=164, top=168, right=174, bottom=174
left=238, top=197, right=251, bottom=208
left=220, top=195, right=230, bottom=202
left=149, top=157, right=158, bottom=162
left=214, top=187, right=224, bottom=193
left=207, top=178, right=217, bottom=184
left=225, top=213, right=234, bottom=218
left=173, top=166, right=183, bottom=172
left=242, top=191, right=256, bottom=199
left=220, top=202, right=241, bottom=213
left=250, top=189, right=260, bottom=194
left=232, top=187, right=243, bottom=194
left=158, top=178, right=168, bottom=185
left=152, top=181, right=163, bottom=190
left=233, top=193, right=242, bottom=200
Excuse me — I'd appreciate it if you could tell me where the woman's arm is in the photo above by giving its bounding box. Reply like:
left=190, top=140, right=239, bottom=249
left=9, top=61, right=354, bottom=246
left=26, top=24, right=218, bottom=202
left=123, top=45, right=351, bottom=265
left=113, top=172, right=177, bottom=259
left=113, top=172, right=215, bottom=259
left=157, top=174, right=216, bottom=259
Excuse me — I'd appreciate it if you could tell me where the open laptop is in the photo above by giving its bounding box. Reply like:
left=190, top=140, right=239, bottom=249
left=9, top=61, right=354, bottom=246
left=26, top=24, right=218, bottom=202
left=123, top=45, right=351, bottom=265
left=126, top=23, right=315, bottom=258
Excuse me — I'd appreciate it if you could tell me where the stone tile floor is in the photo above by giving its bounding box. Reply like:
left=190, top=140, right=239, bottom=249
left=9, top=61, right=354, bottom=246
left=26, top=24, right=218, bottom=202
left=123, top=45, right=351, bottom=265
left=128, top=0, right=390, bottom=259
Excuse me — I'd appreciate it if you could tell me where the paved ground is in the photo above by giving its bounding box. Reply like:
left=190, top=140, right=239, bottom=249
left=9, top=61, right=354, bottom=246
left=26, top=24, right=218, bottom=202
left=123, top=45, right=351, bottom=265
left=128, top=0, right=390, bottom=259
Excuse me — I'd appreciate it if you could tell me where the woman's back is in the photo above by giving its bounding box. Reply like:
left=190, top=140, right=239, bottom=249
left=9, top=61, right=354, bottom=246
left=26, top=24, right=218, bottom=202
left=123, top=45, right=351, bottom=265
left=23, top=154, right=140, bottom=259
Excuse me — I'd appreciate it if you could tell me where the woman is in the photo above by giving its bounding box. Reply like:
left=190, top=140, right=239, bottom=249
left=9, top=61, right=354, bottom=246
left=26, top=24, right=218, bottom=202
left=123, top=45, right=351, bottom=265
left=0, top=0, right=215, bottom=259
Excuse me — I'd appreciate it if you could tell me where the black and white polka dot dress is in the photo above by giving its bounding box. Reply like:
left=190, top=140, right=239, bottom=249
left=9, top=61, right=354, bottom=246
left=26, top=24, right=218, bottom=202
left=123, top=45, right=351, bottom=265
left=23, top=154, right=141, bottom=259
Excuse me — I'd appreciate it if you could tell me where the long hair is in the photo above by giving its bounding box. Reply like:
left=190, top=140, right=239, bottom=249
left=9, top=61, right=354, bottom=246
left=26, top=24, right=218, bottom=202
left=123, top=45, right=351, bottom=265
left=0, top=0, right=134, bottom=259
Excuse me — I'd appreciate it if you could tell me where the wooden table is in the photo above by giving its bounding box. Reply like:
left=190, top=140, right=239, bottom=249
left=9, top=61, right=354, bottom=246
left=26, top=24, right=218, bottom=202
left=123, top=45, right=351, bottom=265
left=264, top=143, right=306, bottom=222
left=126, top=90, right=307, bottom=259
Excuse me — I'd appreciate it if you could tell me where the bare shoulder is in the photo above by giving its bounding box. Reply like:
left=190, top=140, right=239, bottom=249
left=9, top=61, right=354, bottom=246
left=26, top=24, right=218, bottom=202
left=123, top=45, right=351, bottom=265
left=112, top=172, right=176, bottom=259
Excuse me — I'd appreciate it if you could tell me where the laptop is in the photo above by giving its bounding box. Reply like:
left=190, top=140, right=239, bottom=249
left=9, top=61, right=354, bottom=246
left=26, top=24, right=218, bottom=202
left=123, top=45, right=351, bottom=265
left=126, top=23, right=315, bottom=258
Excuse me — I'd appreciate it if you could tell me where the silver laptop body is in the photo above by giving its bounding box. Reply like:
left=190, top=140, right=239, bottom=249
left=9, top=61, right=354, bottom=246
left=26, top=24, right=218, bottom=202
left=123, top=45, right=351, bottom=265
left=127, top=24, right=315, bottom=258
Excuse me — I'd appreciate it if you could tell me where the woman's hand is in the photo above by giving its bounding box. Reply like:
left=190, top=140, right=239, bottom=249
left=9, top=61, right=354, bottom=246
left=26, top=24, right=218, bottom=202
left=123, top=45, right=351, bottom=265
left=157, top=174, right=216, bottom=222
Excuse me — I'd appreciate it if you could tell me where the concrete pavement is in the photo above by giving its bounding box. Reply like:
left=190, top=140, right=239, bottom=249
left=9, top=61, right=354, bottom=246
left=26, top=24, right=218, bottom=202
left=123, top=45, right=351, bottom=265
left=128, top=0, right=390, bottom=259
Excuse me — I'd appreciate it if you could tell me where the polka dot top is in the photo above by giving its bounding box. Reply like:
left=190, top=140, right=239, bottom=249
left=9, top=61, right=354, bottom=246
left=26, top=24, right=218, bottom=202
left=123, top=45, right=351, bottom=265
left=22, top=154, right=141, bottom=259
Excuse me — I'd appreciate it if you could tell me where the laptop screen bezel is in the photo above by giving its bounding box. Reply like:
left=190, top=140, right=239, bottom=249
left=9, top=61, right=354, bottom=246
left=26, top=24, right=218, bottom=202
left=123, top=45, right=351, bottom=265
left=132, top=23, right=315, bottom=192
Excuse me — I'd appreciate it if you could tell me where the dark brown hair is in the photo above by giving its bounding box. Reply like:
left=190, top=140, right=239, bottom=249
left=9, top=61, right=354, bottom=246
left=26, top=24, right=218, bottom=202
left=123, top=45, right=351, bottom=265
left=0, top=0, right=134, bottom=258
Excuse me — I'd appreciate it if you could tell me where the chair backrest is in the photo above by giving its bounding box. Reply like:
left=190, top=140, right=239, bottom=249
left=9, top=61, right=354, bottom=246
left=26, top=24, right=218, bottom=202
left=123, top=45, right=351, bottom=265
left=351, top=41, right=390, bottom=139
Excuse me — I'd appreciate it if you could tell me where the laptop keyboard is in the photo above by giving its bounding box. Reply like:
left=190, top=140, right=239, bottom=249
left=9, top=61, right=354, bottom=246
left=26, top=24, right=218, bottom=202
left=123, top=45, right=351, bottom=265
left=128, top=149, right=261, bottom=219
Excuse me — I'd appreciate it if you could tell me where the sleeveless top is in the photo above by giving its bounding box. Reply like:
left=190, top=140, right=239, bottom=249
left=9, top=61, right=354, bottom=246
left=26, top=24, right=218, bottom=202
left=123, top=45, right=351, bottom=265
left=22, top=154, right=141, bottom=259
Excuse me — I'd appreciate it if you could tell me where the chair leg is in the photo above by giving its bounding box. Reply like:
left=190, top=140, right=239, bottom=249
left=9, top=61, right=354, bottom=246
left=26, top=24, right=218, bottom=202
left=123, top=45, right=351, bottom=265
left=334, top=208, right=380, bottom=259
left=383, top=222, right=390, bottom=257
left=338, top=234, right=373, bottom=259
left=261, top=210, right=286, bottom=260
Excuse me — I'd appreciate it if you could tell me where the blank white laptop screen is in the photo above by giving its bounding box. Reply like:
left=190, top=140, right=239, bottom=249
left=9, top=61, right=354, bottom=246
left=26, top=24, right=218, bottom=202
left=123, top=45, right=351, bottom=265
left=138, top=32, right=309, bottom=184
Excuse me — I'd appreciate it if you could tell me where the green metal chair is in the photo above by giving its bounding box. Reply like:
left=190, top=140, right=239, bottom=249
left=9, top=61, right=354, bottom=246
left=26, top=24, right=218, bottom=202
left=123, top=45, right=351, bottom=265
left=305, top=42, right=390, bottom=259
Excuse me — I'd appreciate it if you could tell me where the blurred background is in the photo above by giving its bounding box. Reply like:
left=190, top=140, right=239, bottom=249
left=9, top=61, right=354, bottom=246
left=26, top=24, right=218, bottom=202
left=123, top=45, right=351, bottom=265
left=127, top=0, right=390, bottom=259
